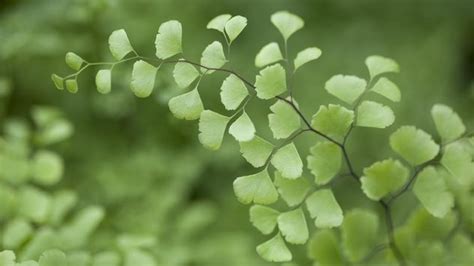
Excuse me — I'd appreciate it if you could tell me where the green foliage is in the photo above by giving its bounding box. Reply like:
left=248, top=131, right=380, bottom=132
left=305, top=189, right=343, bottom=228
left=233, top=169, right=278, bottom=205
left=390, top=126, right=440, bottom=165
left=356, top=100, right=395, bottom=128
left=108, top=29, right=134, bottom=60
left=255, top=43, right=284, bottom=68
left=255, top=64, right=286, bottom=99
left=271, top=143, right=303, bottom=179
left=155, top=21, right=182, bottom=59
left=268, top=100, right=300, bottom=139
left=229, top=111, right=255, bottom=142
left=341, top=209, right=379, bottom=262
left=311, top=104, right=354, bottom=141
left=168, top=88, right=204, bottom=120
left=307, top=141, right=342, bottom=185
left=431, top=104, right=466, bottom=143
left=361, top=159, right=409, bottom=200
left=325, top=75, right=366, bottom=105
left=293, top=47, right=321, bottom=72
left=219, top=75, right=248, bottom=110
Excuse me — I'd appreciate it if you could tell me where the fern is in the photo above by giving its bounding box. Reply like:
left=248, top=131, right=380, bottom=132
left=52, top=11, right=473, bottom=265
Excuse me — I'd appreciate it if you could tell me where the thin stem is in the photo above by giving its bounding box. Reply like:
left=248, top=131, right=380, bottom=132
left=380, top=201, right=407, bottom=266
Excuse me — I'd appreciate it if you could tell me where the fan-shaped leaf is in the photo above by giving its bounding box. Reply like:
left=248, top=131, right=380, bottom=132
left=325, top=75, right=367, bottom=105
left=342, top=209, right=379, bottom=262
left=356, top=100, right=395, bottom=128
left=305, top=189, right=343, bottom=228
left=155, top=20, right=182, bottom=59
left=271, top=143, right=303, bottom=179
left=220, top=75, right=248, bottom=110
left=224, top=16, right=247, bottom=42
left=255, top=64, right=286, bottom=99
left=278, top=208, right=308, bottom=244
left=233, top=169, right=278, bottom=205
left=294, top=47, right=321, bottom=71
left=65, top=52, right=84, bottom=71
left=130, top=60, right=157, bottom=98
left=95, top=69, right=111, bottom=94
left=307, top=141, right=342, bottom=185
left=32, top=150, right=63, bottom=186
left=307, top=230, right=343, bottom=265
left=361, top=159, right=409, bottom=200
left=168, top=88, right=204, bottom=120
left=108, top=29, right=134, bottom=60
left=250, top=205, right=279, bottom=234
left=268, top=99, right=300, bottom=139
left=200, top=41, right=227, bottom=73
left=173, top=62, right=199, bottom=89
left=3, top=219, right=32, bottom=249
left=239, top=136, right=274, bottom=168
left=441, top=142, right=474, bottom=187
left=256, top=233, right=292, bottom=262
left=270, top=11, right=304, bottom=41
left=207, top=14, right=232, bottom=32
left=390, top=126, right=440, bottom=165
left=0, top=250, right=15, bottom=266
left=65, top=80, right=78, bottom=94
left=255, top=42, right=283, bottom=68
left=431, top=104, right=466, bottom=143
left=51, top=74, right=64, bottom=90
left=365, top=55, right=399, bottom=79
left=229, top=111, right=255, bottom=142
left=371, top=77, right=400, bottom=102
left=274, top=171, right=310, bottom=207
left=18, top=187, right=51, bottom=223
left=311, top=104, right=354, bottom=142
left=198, top=110, right=230, bottom=150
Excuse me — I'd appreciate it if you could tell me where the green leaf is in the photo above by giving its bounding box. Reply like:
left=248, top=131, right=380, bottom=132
left=342, top=209, right=379, bottom=262
left=224, top=15, right=247, bottom=42
left=307, top=141, right=342, bottom=185
left=256, top=233, right=292, bottom=262
left=441, top=142, right=474, bottom=187
left=255, top=42, right=284, bottom=68
left=229, top=112, right=255, bottom=142
left=365, top=55, right=400, bottom=79
left=307, top=229, right=343, bottom=266
left=274, top=171, right=311, bottom=207
left=200, top=41, right=227, bottom=73
left=233, top=169, right=278, bottom=205
left=431, top=104, right=466, bottom=143
left=65, top=52, right=84, bottom=71
left=294, top=47, right=321, bottom=71
left=155, top=20, right=182, bottom=59
left=277, top=208, right=309, bottom=244
left=48, top=191, right=77, bottom=226
left=124, top=250, right=156, bottom=266
left=92, top=251, right=120, bottom=266
left=255, top=64, right=286, bottom=100
left=168, top=88, right=204, bottom=120
left=268, top=99, right=300, bottom=139
left=325, top=74, right=367, bottom=105
left=108, top=29, right=134, bottom=60
left=239, top=136, right=274, bottom=168
left=198, top=110, right=230, bottom=150
left=361, top=159, right=409, bottom=200
left=39, top=250, right=67, bottom=266
left=3, top=219, right=32, bottom=249
left=32, top=150, right=63, bottom=186
left=311, top=104, right=354, bottom=142
left=219, top=75, right=248, bottom=110
left=58, top=206, right=104, bottom=249
left=18, top=186, right=51, bottom=223
left=172, top=62, right=200, bottom=89
left=371, top=77, right=400, bottom=102
left=0, top=250, right=15, bottom=266
left=305, top=189, right=343, bottom=228
left=356, top=100, right=395, bottom=128
left=207, top=14, right=232, bottom=32
left=67, top=252, right=91, bottom=266
left=413, top=166, right=454, bottom=218
left=249, top=205, right=280, bottom=234
left=390, top=126, right=440, bottom=166
left=95, top=69, right=111, bottom=94
left=65, top=79, right=78, bottom=94
left=130, top=60, right=157, bottom=98
left=270, top=11, right=304, bottom=41
left=51, top=74, right=64, bottom=90
left=271, top=143, right=303, bottom=179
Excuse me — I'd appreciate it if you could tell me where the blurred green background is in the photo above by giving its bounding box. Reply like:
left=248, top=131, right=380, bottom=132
left=0, top=0, right=473, bottom=265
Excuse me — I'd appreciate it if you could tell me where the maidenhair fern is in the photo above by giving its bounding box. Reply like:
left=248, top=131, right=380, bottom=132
left=51, top=11, right=473, bottom=265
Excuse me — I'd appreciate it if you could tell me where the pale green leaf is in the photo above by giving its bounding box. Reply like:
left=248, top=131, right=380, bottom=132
left=277, top=208, right=308, bottom=244
left=130, top=60, right=157, bottom=98
left=32, top=150, right=63, bottom=186
left=65, top=52, right=84, bottom=71
left=307, top=141, right=342, bottom=185
left=207, top=14, right=232, bottom=32
left=172, top=62, right=199, bottom=89
left=67, top=252, right=91, bottom=266
left=274, top=171, right=310, bottom=207
left=268, top=99, right=300, bottom=139
left=18, top=186, right=51, bottom=223
left=95, top=69, right=111, bottom=94
left=294, top=47, right=321, bottom=71
left=48, top=190, right=77, bottom=226
left=124, top=250, right=156, bottom=266
left=3, top=219, right=32, bottom=249
left=271, top=143, right=303, bottom=179
left=342, top=209, right=379, bottom=262
left=441, top=142, right=474, bottom=187
left=311, top=104, right=354, bottom=142
left=18, top=261, right=39, bottom=266
left=200, top=41, right=227, bottom=73
left=117, top=234, right=156, bottom=250
left=365, top=55, right=400, bottom=79
left=224, top=15, right=247, bottom=42
left=108, top=29, right=134, bottom=60
left=270, top=11, right=304, bottom=41
left=58, top=206, right=104, bottom=249
left=305, top=189, right=343, bottom=228
left=371, top=77, right=400, bottom=102
left=92, top=251, right=120, bottom=266
left=361, top=159, right=409, bottom=200
left=233, top=169, right=278, bottom=205
left=155, top=20, right=182, bottom=59
left=356, top=100, right=395, bottom=128
left=431, top=104, right=466, bottom=143
left=219, top=75, right=248, bottom=110
left=256, top=233, right=292, bottom=262
left=168, top=88, right=204, bottom=120
left=255, top=64, right=286, bottom=99
left=51, top=74, right=64, bottom=90
left=229, top=112, right=255, bottom=142
left=255, top=42, right=283, bottom=68
left=39, top=250, right=67, bottom=266
left=0, top=250, right=15, bottom=266
left=325, top=74, right=367, bottom=105
left=390, top=126, right=440, bottom=166
left=307, top=229, right=343, bottom=265
left=239, top=136, right=274, bottom=167
left=198, top=110, right=230, bottom=150
left=413, top=166, right=454, bottom=218
left=249, top=205, right=280, bottom=234
left=65, top=79, right=78, bottom=94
